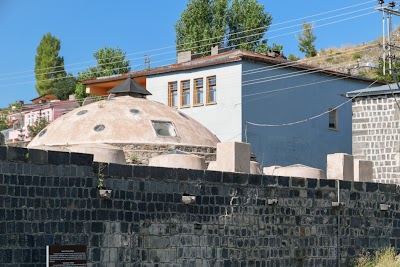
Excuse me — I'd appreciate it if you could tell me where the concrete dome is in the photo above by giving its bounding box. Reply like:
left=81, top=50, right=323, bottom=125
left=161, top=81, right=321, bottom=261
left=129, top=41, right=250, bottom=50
left=28, top=96, right=219, bottom=149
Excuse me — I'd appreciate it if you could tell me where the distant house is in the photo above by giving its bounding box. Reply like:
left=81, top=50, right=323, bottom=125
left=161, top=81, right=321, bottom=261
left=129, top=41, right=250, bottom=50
left=83, top=49, right=381, bottom=170
left=346, top=83, right=400, bottom=184
left=7, top=94, right=78, bottom=142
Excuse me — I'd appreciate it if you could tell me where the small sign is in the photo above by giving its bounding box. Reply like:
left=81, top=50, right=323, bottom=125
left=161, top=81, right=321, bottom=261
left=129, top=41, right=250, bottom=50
left=46, top=245, right=87, bottom=267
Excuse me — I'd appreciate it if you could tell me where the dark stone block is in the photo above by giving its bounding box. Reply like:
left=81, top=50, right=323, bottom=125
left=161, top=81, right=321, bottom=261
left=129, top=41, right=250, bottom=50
left=48, top=151, right=70, bottom=165
left=188, top=169, right=204, bottom=181
left=365, top=182, right=378, bottom=192
left=353, top=182, right=364, bottom=192
left=262, top=176, right=277, bottom=186
left=248, top=174, right=262, bottom=185
left=320, top=179, right=336, bottom=188
left=151, top=167, right=177, bottom=180
left=109, top=163, right=132, bottom=178
left=27, top=149, right=48, bottom=164
left=339, top=181, right=352, bottom=190
left=0, top=146, right=6, bottom=160
left=291, top=177, right=305, bottom=187
left=277, top=177, right=290, bottom=187
left=307, top=179, right=318, bottom=189
left=132, top=165, right=151, bottom=179
left=70, top=152, right=93, bottom=166
left=177, top=168, right=189, bottom=181
left=379, top=183, right=397, bottom=193
left=7, top=147, right=28, bottom=162
left=204, top=170, right=222, bottom=183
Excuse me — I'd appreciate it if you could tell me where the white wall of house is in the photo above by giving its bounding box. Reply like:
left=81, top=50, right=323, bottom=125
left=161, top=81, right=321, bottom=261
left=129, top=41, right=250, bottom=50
left=147, top=62, right=243, bottom=142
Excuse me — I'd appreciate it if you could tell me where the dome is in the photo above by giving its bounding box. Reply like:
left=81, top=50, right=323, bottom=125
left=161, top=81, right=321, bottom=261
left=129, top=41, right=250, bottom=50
left=28, top=96, right=219, bottom=149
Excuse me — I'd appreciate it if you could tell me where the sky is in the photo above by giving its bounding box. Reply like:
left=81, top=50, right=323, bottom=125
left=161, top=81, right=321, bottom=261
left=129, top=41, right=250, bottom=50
left=0, top=0, right=395, bottom=108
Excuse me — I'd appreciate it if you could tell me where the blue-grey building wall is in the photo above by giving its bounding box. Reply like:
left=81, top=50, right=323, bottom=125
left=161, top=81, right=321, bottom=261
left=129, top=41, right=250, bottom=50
left=241, top=61, right=377, bottom=170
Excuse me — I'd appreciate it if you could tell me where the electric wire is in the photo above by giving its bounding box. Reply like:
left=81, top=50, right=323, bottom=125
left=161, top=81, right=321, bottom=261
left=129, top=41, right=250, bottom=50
left=0, top=0, right=377, bottom=78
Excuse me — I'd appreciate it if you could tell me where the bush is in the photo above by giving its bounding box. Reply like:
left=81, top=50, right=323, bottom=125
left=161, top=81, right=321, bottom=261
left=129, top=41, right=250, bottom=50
left=355, top=247, right=400, bottom=267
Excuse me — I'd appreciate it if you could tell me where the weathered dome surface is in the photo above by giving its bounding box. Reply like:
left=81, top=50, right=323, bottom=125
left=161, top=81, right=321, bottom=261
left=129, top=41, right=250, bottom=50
left=28, top=96, right=219, bottom=148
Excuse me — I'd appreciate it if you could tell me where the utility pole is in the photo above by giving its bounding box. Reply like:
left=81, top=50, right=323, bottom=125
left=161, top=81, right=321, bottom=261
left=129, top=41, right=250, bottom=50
left=376, top=1, right=400, bottom=75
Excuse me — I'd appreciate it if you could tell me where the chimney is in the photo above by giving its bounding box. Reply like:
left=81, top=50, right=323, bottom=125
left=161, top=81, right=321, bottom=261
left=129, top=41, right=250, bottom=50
left=211, top=45, right=230, bottom=56
left=177, top=51, right=193, bottom=63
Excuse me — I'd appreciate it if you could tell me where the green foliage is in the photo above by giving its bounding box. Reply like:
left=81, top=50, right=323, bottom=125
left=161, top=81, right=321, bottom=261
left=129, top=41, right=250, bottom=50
left=255, top=42, right=284, bottom=55
left=96, top=163, right=106, bottom=189
left=0, top=110, right=12, bottom=131
left=27, top=117, right=49, bottom=138
left=375, top=59, right=400, bottom=82
left=175, top=0, right=228, bottom=55
left=288, top=54, right=300, bottom=61
left=227, top=0, right=272, bottom=52
left=53, top=74, right=77, bottom=100
left=353, top=53, right=362, bottom=60
left=175, top=0, right=272, bottom=55
left=354, top=247, right=400, bottom=267
left=74, top=46, right=131, bottom=99
left=297, top=22, right=317, bottom=58
left=35, top=33, right=66, bottom=95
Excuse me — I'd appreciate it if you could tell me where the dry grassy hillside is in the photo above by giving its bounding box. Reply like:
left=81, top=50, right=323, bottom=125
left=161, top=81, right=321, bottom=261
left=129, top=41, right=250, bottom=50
left=299, top=27, right=400, bottom=79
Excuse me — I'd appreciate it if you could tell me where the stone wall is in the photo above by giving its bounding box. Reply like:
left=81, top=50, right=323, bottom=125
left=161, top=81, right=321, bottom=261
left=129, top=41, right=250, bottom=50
left=1, top=145, right=400, bottom=266
left=352, top=95, right=400, bottom=183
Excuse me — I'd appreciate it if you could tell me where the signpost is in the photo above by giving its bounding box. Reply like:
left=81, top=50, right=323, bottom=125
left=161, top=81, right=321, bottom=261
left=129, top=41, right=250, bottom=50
left=46, top=245, right=87, bottom=267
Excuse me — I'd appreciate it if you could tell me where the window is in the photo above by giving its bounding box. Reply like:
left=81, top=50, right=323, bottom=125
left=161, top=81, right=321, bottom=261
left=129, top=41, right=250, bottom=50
left=206, top=76, right=216, bottom=103
left=168, top=82, right=178, bottom=107
left=152, top=121, right=177, bottom=137
left=180, top=80, right=190, bottom=107
left=194, top=78, right=204, bottom=105
left=329, top=108, right=338, bottom=130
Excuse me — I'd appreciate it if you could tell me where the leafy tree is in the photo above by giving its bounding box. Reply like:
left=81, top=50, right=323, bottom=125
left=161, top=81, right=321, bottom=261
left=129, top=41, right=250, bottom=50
left=375, top=58, right=400, bottom=82
left=175, top=0, right=272, bottom=55
left=288, top=54, right=300, bottom=61
left=28, top=117, right=49, bottom=138
left=226, top=0, right=272, bottom=52
left=35, top=33, right=66, bottom=95
left=53, top=74, right=77, bottom=100
left=74, top=46, right=131, bottom=99
left=0, top=110, right=12, bottom=131
left=297, top=22, right=317, bottom=58
left=175, top=0, right=228, bottom=55
left=255, top=42, right=284, bottom=55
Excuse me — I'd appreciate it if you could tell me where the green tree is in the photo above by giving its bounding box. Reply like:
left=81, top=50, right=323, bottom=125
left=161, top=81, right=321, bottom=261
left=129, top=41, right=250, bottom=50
left=288, top=54, right=300, bottom=61
left=35, top=33, right=66, bottom=95
left=53, top=74, right=77, bottom=100
left=28, top=117, right=49, bottom=138
left=74, top=46, right=131, bottom=99
left=0, top=110, right=12, bottom=131
left=175, top=0, right=272, bottom=55
left=226, top=0, right=272, bottom=52
left=255, top=42, right=284, bottom=55
left=175, top=0, right=228, bottom=55
left=297, top=22, right=317, bottom=58
left=375, top=58, right=400, bottom=82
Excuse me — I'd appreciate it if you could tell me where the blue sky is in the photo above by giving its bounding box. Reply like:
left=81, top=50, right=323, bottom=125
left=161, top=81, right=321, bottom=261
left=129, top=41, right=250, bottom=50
left=0, top=0, right=392, bottom=107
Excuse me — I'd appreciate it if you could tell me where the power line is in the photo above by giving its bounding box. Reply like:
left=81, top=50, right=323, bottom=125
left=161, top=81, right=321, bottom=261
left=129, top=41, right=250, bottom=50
left=0, top=0, right=377, bottom=78
left=0, top=6, right=377, bottom=82
left=245, top=79, right=380, bottom=127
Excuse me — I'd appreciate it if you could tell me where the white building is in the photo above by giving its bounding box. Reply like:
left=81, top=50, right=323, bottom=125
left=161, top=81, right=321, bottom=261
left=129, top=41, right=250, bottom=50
left=83, top=49, right=382, bottom=170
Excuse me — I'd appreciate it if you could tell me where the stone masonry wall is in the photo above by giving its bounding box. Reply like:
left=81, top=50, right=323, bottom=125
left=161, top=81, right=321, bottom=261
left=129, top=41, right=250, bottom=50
left=352, top=95, right=400, bottom=184
left=1, top=145, right=400, bottom=266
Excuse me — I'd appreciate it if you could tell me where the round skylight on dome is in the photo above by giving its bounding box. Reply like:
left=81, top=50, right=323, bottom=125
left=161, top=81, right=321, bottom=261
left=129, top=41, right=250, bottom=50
left=129, top=109, right=140, bottom=114
left=39, top=129, right=47, bottom=137
left=94, top=124, right=105, bottom=132
left=77, top=110, right=88, bottom=116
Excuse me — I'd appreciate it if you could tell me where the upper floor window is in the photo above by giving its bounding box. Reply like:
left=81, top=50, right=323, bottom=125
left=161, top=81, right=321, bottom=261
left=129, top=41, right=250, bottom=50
left=329, top=108, right=338, bottom=130
left=181, top=80, right=190, bottom=107
left=207, top=76, right=216, bottom=103
left=168, top=82, right=178, bottom=107
left=194, top=78, right=204, bottom=105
